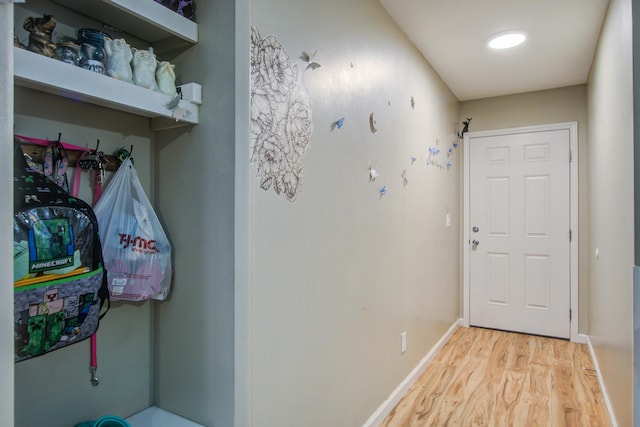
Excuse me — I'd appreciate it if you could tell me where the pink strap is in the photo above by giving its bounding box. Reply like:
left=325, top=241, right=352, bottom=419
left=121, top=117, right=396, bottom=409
left=94, top=178, right=103, bottom=204
left=15, top=134, right=88, bottom=152
left=71, top=151, right=90, bottom=198
left=71, top=164, right=83, bottom=198
left=71, top=151, right=104, bottom=204
left=88, top=173, right=102, bottom=382
left=91, top=333, right=97, bottom=368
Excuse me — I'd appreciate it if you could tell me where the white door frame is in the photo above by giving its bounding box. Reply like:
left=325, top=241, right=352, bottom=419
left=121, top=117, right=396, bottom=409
left=0, top=4, right=14, bottom=427
left=463, top=122, right=579, bottom=342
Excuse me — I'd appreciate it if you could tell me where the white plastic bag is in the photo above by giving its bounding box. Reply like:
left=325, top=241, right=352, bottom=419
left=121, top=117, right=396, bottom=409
left=94, top=158, right=172, bottom=301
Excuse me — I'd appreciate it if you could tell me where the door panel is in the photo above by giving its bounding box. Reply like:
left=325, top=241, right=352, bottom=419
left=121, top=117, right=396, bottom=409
left=487, top=178, right=509, bottom=236
left=487, top=253, right=509, bottom=304
left=469, top=129, right=570, bottom=338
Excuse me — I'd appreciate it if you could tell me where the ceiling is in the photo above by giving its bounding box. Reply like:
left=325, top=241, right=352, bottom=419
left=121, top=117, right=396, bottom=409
left=378, top=0, right=611, bottom=101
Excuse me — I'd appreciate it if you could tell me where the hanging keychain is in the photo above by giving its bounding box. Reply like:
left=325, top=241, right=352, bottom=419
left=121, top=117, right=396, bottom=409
left=76, top=140, right=108, bottom=206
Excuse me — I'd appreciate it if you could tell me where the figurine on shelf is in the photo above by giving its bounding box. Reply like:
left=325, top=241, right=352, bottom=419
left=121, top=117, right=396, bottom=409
left=14, top=34, right=26, bottom=49
left=156, top=61, right=177, bottom=97
left=104, top=38, right=134, bottom=83
left=56, top=41, right=80, bottom=65
left=77, top=28, right=109, bottom=75
left=132, top=47, right=158, bottom=90
left=23, top=14, right=58, bottom=59
left=174, top=0, right=196, bottom=21
left=155, top=0, right=196, bottom=21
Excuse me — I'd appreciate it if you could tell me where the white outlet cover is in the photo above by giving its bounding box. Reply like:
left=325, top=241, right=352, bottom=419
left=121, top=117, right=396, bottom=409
left=401, top=332, right=407, bottom=354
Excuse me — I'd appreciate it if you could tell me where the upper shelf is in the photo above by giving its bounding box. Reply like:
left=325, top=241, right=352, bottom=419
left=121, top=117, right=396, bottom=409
left=50, top=0, right=198, bottom=45
left=14, top=47, right=199, bottom=130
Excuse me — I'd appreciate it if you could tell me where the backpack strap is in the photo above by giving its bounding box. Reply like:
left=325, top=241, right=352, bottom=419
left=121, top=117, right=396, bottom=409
left=15, top=134, right=80, bottom=193
left=44, top=141, right=69, bottom=192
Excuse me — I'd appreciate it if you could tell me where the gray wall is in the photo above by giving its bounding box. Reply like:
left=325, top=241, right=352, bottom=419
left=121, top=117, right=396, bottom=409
left=587, top=0, right=634, bottom=425
left=633, top=0, right=639, bottom=421
left=248, top=0, right=460, bottom=425
left=635, top=0, right=640, bottom=267
left=153, top=0, right=239, bottom=425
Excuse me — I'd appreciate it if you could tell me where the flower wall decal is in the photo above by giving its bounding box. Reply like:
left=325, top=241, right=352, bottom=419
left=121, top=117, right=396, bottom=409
left=250, top=26, right=313, bottom=202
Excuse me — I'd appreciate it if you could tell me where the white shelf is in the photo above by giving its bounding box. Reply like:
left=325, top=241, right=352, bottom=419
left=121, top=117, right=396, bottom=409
left=51, top=0, right=198, bottom=44
left=14, top=47, right=199, bottom=129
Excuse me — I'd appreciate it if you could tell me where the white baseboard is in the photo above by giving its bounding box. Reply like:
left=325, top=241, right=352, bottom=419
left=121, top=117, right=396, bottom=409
left=575, top=333, right=588, bottom=345
left=362, top=318, right=462, bottom=427
left=584, top=336, right=618, bottom=427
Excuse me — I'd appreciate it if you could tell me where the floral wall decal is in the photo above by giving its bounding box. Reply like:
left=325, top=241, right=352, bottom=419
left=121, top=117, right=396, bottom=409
left=250, top=26, right=314, bottom=202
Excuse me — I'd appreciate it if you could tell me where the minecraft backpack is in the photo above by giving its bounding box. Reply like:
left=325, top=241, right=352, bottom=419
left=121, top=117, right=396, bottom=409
left=13, top=141, right=109, bottom=362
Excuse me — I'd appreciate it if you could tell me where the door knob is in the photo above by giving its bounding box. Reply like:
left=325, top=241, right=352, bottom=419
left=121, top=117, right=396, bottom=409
left=472, top=239, right=480, bottom=249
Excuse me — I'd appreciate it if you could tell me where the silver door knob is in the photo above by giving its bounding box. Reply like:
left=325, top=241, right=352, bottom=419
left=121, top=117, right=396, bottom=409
left=472, top=239, right=480, bottom=249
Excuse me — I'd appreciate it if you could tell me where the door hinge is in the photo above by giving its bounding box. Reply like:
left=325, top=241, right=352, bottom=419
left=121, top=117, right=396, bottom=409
left=570, top=309, right=572, bottom=321
left=569, top=150, right=573, bottom=163
left=569, top=229, right=572, bottom=242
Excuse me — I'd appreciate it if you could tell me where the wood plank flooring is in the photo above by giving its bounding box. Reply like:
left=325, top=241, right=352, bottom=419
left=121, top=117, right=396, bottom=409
left=381, top=326, right=610, bottom=427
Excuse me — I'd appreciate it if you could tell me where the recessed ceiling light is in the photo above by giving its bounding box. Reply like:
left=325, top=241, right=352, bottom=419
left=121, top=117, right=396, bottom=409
left=488, top=32, right=526, bottom=50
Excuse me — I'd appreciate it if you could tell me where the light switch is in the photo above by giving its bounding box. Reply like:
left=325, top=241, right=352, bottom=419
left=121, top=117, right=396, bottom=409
left=445, top=212, right=451, bottom=228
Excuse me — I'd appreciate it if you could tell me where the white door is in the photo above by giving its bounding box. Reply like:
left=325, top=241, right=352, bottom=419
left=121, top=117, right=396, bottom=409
left=469, top=129, right=571, bottom=339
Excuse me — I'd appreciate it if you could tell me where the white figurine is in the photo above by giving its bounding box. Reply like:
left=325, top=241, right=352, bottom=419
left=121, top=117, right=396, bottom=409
left=132, top=47, right=158, bottom=90
left=104, top=37, right=133, bottom=83
left=156, top=61, right=177, bottom=97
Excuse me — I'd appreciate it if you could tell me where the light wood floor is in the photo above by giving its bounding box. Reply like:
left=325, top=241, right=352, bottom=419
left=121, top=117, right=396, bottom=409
left=381, top=326, right=610, bottom=427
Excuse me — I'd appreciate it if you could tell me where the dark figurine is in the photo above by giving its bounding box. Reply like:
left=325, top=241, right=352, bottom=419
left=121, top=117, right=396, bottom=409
left=155, top=0, right=195, bottom=21
left=14, top=34, right=26, bottom=49
left=23, top=14, right=58, bottom=59
left=177, top=0, right=196, bottom=20
left=457, top=117, right=472, bottom=139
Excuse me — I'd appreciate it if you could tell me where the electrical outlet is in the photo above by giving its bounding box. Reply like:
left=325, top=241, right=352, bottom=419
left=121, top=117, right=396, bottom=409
left=445, top=212, right=451, bottom=227
left=401, top=332, right=407, bottom=354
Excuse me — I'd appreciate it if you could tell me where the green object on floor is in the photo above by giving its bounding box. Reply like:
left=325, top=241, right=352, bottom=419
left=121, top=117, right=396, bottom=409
left=75, top=415, right=131, bottom=427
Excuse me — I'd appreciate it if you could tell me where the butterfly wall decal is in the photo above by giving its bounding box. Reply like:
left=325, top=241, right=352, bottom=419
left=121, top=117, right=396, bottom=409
left=300, top=50, right=321, bottom=70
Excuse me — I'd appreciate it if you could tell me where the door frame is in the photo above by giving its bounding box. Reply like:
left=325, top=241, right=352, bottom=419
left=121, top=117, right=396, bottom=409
left=462, top=122, right=579, bottom=342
